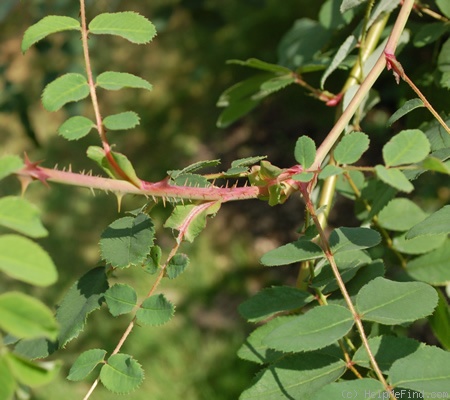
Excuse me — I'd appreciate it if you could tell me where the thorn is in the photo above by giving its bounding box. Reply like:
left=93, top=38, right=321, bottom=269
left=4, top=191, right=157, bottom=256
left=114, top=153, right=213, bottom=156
left=89, top=187, right=96, bottom=196
left=68, top=164, right=72, bottom=172
left=18, top=175, right=32, bottom=196
left=180, top=197, right=185, bottom=206
left=115, top=192, right=124, bottom=212
left=87, top=170, right=93, bottom=176
left=162, top=196, right=166, bottom=207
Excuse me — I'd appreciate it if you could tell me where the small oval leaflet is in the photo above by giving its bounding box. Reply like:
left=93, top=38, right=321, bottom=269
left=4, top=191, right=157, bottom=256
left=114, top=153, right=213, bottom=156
left=100, top=353, right=144, bottom=394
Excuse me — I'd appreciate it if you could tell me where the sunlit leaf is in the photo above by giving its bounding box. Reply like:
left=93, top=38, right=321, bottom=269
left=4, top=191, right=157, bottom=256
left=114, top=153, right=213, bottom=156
left=334, top=131, right=370, bottom=165
left=100, top=213, right=155, bottom=268
left=89, top=12, right=156, bottom=44
left=103, top=111, right=140, bottom=131
left=329, top=227, right=381, bottom=253
left=318, top=165, right=343, bottom=179
left=377, top=198, right=427, bottom=231
left=436, top=0, right=450, bottom=18
left=375, top=165, right=414, bottom=193
left=96, top=72, right=152, bottom=91
left=312, top=378, right=385, bottom=400
left=136, top=294, right=174, bottom=326
left=356, top=277, right=438, bottom=324
left=0, top=292, right=58, bottom=340
left=100, top=353, right=143, bottom=394
left=406, top=205, right=450, bottom=238
left=294, top=136, right=316, bottom=168
left=0, top=234, right=57, bottom=286
left=67, top=349, right=107, bottom=381
left=0, top=196, right=48, bottom=238
left=393, top=232, right=446, bottom=255
left=42, top=73, right=89, bottom=112
left=58, top=116, right=94, bottom=141
left=263, top=305, right=354, bottom=352
left=22, top=15, right=80, bottom=52
left=260, top=239, right=324, bottom=266
left=0, top=356, right=15, bottom=400
left=383, top=129, right=430, bottom=167
left=105, top=284, right=137, bottom=316
left=168, top=159, right=221, bottom=179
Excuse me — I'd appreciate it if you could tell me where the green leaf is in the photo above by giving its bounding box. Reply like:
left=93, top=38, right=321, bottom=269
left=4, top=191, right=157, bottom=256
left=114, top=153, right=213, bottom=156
left=105, top=284, right=137, bottom=316
left=0, top=196, right=48, bottom=238
left=21, top=15, right=80, bottom=53
left=377, top=198, right=427, bottom=231
left=164, top=202, right=221, bottom=243
left=257, top=75, right=295, bottom=98
left=0, top=234, right=57, bottom=286
left=67, top=349, right=107, bottom=381
left=334, top=132, right=370, bottom=165
left=353, top=336, right=422, bottom=374
left=166, top=254, right=189, bottom=279
left=429, top=290, right=450, bottom=350
left=406, top=240, right=450, bottom=286
left=170, top=173, right=211, bottom=188
left=143, top=245, right=162, bottom=275
left=414, top=22, right=449, bottom=48
left=100, top=353, right=143, bottom=394
left=58, top=116, right=94, bottom=140
left=237, top=316, right=294, bottom=364
left=5, top=353, right=61, bottom=387
left=375, top=165, right=414, bottom=193
left=260, top=239, right=324, bottom=266
left=240, top=352, right=346, bottom=400
left=336, top=170, right=365, bottom=199
left=103, top=111, right=140, bottom=131
left=238, top=286, right=314, bottom=323
left=311, top=250, right=372, bottom=293
left=227, top=58, right=291, bottom=74
left=292, top=171, right=315, bottom=182
left=56, top=267, right=108, bottom=348
left=263, top=305, right=354, bottom=352
left=96, top=71, right=152, bottom=91
left=329, top=227, right=381, bottom=254
left=136, top=294, right=174, bottom=326
left=0, top=155, right=24, bottom=181
left=422, top=156, right=450, bottom=174
left=318, top=165, right=343, bottom=179
left=231, top=156, right=267, bottom=168
left=294, top=136, right=316, bottom=168
left=389, top=346, right=450, bottom=395
left=356, top=277, right=438, bottom=325
left=406, top=205, right=450, bottom=238
left=100, top=213, right=155, bottom=268
left=312, top=378, right=385, bottom=400
left=0, top=356, right=15, bottom=400
left=393, top=232, right=447, bottom=255
left=436, top=0, right=450, bottom=18
left=89, top=12, right=156, bottom=44
left=168, top=159, right=221, bottom=179
left=87, top=146, right=141, bottom=186
left=383, top=129, right=431, bottom=167
left=42, top=73, right=89, bottom=112
left=0, top=292, right=58, bottom=340
left=388, top=99, right=425, bottom=126
left=340, top=0, right=367, bottom=13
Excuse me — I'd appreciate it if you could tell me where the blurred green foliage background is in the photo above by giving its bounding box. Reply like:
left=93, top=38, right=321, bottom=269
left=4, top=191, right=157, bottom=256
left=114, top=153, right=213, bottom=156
left=0, top=0, right=449, bottom=398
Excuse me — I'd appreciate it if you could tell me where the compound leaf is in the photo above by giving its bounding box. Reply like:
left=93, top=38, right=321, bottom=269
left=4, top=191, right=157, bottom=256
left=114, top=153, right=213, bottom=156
left=383, top=129, right=430, bottom=167
left=240, top=352, right=346, bottom=400
left=22, top=15, right=80, bottom=52
left=0, top=196, right=47, bottom=238
left=100, top=213, right=155, bottom=268
left=89, top=12, right=156, bottom=44
left=356, top=277, right=438, bottom=325
left=58, top=116, right=94, bottom=141
left=406, top=205, right=450, bottom=238
left=96, top=71, right=152, bottom=91
left=100, top=353, right=143, bottom=394
left=334, top=131, right=370, bottom=165
left=103, top=111, right=140, bottom=131
left=0, top=234, right=57, bottom=286
left=389, top=346, right=450, bottom=395
left=136, top=294, right=174, bottom=326
left=263, top=305, right=354, bottom=352
left=0, top=292, right=58, bottom=340
left=294, top=136, right=316, bottom=168
left=42, top=73, right=89, bottom=112
left=67, top=349, right=107, bottom=381
left=56, top=267, right=109, bottom=348
left=105, top=284, right=137, bottom=316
